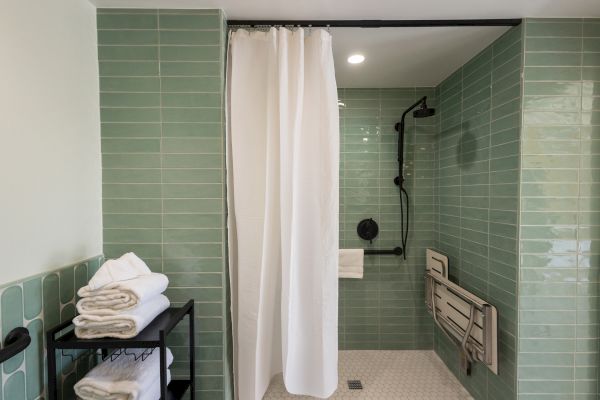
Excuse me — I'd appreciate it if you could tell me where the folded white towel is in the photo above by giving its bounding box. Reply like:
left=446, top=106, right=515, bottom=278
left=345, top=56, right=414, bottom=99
left=88, top=253, right=152, bottom=291
left=73, top=295, right=170, bottom=339
left=77, top=273, right=169, bottom=316
left=339, top=249, right=364, bottom=279
left=74, top=347, right=173, bottom=400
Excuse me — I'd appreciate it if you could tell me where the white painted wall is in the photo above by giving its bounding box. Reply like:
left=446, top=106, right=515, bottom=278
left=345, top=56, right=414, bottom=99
left=0, top=0, right=102, bottom=284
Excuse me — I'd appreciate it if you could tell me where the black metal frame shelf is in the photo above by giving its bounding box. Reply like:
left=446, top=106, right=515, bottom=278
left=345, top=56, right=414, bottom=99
left=46, top=300, right=195, bottom=400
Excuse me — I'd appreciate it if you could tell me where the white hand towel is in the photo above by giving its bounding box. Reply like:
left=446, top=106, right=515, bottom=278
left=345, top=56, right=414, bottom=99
left=77, top=273, right=169, bottom=316
left=339, top=249, right=364, bottom=279
left=88, top=253, right=152, bottom=291
left=73, top=295, right=170, bottom=339
left=74, top=347, right=173, bottom=400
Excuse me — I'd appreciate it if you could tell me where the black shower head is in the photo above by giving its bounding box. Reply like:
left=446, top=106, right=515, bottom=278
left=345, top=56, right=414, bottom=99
left=413, top=102, right=436, bottom=118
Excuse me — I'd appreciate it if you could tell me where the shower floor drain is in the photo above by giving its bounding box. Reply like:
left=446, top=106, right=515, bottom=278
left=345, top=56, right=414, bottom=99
left=347, top=380, right=363, bottom=390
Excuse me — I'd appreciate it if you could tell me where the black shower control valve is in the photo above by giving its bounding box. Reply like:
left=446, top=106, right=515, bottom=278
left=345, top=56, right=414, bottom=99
left=357, top=218, right=379, bottom=243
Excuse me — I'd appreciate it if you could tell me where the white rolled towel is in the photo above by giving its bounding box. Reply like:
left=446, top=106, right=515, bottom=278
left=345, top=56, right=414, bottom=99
left=339, top=249, right=364, bottom=279
left=77, top=273, right=169, bottom=316
left=88, top=253, right=152, bottom=291
left=73, top=295, right=170, bottom=339
left=74, top=347, right=173, bottom=400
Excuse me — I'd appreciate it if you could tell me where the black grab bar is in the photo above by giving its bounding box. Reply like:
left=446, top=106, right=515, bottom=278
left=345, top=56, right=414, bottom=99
left=364, top=247, right=403, bottom=256
left=0, top=327, right=31, bottom=364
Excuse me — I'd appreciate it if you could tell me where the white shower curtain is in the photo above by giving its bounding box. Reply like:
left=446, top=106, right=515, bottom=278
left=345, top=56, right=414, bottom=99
left=226, top=27, right=339, bottom=400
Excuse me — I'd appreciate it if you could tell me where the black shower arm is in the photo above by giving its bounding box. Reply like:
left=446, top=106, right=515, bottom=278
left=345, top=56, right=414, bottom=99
left=399, top=96, right=428, bottom=127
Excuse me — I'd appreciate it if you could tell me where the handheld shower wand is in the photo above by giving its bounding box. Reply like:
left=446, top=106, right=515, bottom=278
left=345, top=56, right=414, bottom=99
left=394, top=96, right=435, bottom=260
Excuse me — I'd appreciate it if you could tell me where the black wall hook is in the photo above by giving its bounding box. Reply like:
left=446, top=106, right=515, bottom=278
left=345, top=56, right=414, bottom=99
left=0, top=327, right=31, bottom=364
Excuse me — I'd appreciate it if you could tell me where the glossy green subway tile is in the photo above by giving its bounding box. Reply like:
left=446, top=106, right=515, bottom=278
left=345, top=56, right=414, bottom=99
left=101, top=108, right=161, bottom=123
left=164, top=243, right=222, bottom=258
left=525, top=52, right=582, bottom=67
left=104, top=228, right=162, bottom=244
left=102, top=198, right=162, bottom=214
left=160, top=61, right=222, bottom=77
left=98, top=30, right=158, bottom=45
left=524, top=66, right=582, bottom=81
left=164, top=199, right=222, bottom=214
left=100, top=76, right=160, bottom=92
left=162, top=122, right=223, bottom=138
left=97, top=13, right=158, bottom=29
left=162, top=107, right=222, bottom=123
left=524, top=81, right=582, bottom=96
left=526, top=21, right=583, bottom=37
left=163, top=228, right=222, bottom=243
left=583, top=20, right=600, bottom=36
left=158, top=14, right=221, bottom=29
left=162, top=183, right=222, bottom=198
left=582, top=67, right=600, bottom=81
left=525, top=37, right=582, bottom=52
left=99, top=61, right=160, bottom=77
left=162, top=138, right=222, bottom=153
left=523, top=95, right=582, bottom=111
left=102, top=138, right=161, bottom=153
left=161, top=76, right=222, bottom=93
left=98, top=45, right=159, bottom=61
left=160, top=30, right=221, bottom=45
left=161, top=92, right=221, bottom=107
left=102, top=154, right=161, bottom=168
left=583, top=53, right=600, bottom=67
left=100, top=93, right=161, bottom=108
left=101, top=122, right=162, bottom=138
left=103, top=213, right=162, bottom=229
left=160, top=45, right=221, bottom=62
left=583, top=38, right=600, bottom=52
left=163, top=169, right=222, bottom=184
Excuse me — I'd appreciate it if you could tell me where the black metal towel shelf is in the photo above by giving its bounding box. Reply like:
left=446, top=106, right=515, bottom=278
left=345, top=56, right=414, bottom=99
left=0, top=327, right=31, bottom=364
left=46, top=300, right=195, bottom=400
left=364, top=247, right=403, bottom=256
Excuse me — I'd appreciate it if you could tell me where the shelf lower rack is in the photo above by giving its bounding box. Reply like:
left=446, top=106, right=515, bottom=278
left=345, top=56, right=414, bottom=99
left=46, top=300, right=195, bottom=400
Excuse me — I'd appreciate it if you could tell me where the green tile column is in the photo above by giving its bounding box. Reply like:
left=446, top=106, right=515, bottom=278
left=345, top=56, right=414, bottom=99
left=98, top=9, right=230, bottom=399
left=518, top=18, right=600, bottom=400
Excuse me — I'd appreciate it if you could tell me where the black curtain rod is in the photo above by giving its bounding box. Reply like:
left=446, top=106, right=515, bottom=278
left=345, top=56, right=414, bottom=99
left=227, top=19, right=522, bottom=28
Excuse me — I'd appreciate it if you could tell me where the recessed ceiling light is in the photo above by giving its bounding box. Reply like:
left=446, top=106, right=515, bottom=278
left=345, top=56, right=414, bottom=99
left=347, top=54, right=365, bottom=64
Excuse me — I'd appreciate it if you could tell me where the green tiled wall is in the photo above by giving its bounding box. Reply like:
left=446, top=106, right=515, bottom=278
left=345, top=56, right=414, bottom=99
left=97, top=9, right=230, bottom=400
left=518, top=18, right=600, bottom=400
left=0, top=256, right=103, bottom=400
left=434, top=25, right=523, bottom=400
left=338, top=88, right=437, bottom=350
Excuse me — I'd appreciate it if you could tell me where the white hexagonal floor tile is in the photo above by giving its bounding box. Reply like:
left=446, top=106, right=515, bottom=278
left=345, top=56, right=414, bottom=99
left=263, top=350, right=473, bottom=400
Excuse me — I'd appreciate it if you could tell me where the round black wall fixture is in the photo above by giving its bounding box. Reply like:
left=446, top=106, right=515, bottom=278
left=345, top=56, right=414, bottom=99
left=357, top=218, right=379, bottom=243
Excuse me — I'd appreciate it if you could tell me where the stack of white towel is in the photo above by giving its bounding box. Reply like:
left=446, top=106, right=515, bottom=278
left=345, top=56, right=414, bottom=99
left=74, top=347, right=173, bottom=400
left=73, top=253, right=170, bottom=339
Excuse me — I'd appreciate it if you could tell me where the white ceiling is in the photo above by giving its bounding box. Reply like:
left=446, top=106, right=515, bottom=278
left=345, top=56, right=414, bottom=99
left=331, top=27, right=510, bottom=87
left=90, top=0, right=600, bottom=19
left=90, top=0, right=600, bottom=87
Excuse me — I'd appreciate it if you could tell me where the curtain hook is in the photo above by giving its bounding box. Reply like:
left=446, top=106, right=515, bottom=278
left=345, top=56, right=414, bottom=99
left=326, top=24, right=331, bottom=34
